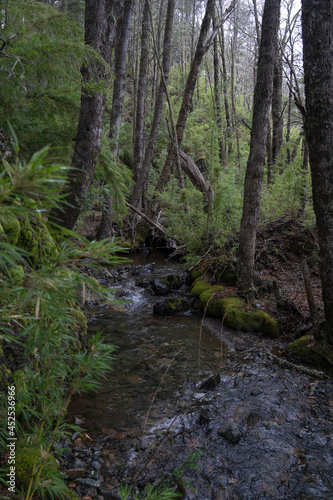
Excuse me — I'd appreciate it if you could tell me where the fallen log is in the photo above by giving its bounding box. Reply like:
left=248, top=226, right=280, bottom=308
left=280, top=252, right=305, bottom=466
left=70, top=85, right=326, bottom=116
left=178, top=150, right=213, bottom=208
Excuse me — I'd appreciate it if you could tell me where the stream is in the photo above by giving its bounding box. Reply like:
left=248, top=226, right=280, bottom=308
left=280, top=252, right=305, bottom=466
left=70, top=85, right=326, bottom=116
left=67, top=253, right=333, bottom=500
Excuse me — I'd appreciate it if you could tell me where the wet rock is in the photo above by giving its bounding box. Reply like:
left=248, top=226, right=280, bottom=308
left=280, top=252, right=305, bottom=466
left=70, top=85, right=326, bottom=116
left=86, top=487, right=98, bottom=497
left=72, top=457, right=88, bottom=469
left=77, top=478, right=101, bottom=488
left=153, top=297, right=188, bottom=315
left=91, top=460, right=103, bottom=470
left=66, top=468, right=85, bottom=480
left=98, top=483, right=118, bottom=498
left=198, top=373, right=221, bottom=391
left=217, top=422, right=242, bottom=443
left=150, top=278, right=171, bottom=295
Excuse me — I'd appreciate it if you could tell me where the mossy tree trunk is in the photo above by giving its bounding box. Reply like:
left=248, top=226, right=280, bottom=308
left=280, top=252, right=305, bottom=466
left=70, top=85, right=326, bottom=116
left=302, top=0, right=333, bottom=344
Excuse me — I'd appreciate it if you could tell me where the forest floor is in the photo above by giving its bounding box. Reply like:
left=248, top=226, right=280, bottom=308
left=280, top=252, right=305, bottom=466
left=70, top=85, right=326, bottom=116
left=80, top=211, right=323, bottom=343
left=206, top=216, right=322, bottom=342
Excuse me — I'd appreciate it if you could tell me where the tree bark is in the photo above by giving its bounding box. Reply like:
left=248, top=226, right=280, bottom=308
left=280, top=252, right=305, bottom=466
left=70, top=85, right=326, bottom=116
left=132, top=0, right=150, bottom=189
left=129, top=0, right=175, bottom=210
left=49, top=0, right=121, bottom=230
left=213, top=11, right=226, bottom=167
left=96, top=0, right=134, bottom=239
left=302, top=0, right=333, bottom=344
left=237, top=0, right=281, bottom=290
left=272, top=49, right=283, bottom=164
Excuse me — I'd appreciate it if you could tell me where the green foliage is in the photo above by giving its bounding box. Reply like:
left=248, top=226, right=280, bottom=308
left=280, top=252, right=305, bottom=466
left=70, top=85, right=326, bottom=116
left=0, top=0, right=111, bottom=163
left=261, top=135, right=313, bottom=221
left=119, top=483, right=180, bottom=500
left=0, top=148, right=129, bottom=498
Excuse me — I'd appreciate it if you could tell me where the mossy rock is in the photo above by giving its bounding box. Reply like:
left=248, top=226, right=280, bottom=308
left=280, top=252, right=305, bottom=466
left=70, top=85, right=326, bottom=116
left=198, top=286, right=226, bottom=316
left=1, top=214, right=21, bottom=245
left=189, top=268, right=202, bottom=282
left=16, top=445, right=60, bottom=492
left=224, top=305, right=251, bottom=331
left=153, top=297, right=188, bottom=315
left=191, top=280, right=212, bottom=297
left=286, top=335, right=330, bottom=365
left=248, top=310, right=279, bottom=337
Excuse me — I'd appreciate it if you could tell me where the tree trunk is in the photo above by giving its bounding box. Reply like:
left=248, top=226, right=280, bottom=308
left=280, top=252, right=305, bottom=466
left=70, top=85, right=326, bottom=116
left=48, top=0, right=120, bottom=230
left=154, top=0, right=215, bottom=193
left=213, top=11, right=226, bottom=167
left=302, top=0, right=333, bottom=344
left=96, top=0, right=134, bottom=239
left=129, top=0, right=175, bottom=210
left=237, top=0, right=281, bottom=290
left=220, top=22, right=233, bottom=157
left=132, top=0, right=150, bottom=189
left=272, top=49, right=283, bottom=164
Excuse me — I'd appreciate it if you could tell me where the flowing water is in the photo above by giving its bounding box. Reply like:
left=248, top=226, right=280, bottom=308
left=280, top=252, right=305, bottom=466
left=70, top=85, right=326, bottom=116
left=69, top=253, right=333, bottom=499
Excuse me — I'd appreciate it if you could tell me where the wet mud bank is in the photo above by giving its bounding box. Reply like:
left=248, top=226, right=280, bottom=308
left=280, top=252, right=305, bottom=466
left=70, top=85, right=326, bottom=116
left=64, top=253, right=333, bottom=499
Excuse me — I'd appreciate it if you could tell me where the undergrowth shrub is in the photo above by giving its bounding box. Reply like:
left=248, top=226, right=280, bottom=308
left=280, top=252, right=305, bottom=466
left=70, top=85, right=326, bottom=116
left=0, top=146, right=128, bottom=499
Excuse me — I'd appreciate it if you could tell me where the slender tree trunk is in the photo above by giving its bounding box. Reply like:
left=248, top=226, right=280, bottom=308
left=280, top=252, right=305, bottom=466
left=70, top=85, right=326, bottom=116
left=272, top=49, right=283, bottom=164
left=96, top=0, right=134, bottom=239
left=132, top=0, right=150, bottom=188
left=213, top=12, right=226, bottom=167
left=154, top=0, right=215, bottom=193
left=297, top=136, right=309, bottom=218
left=302, top=0, right=333, bottom=344
left=220, top=22, right=232, bottom=156
left=129, top=0, right=175, bottom=210
left=49, top=0, right=120, bottom=230
left=238, top=0, right=281, bottom=290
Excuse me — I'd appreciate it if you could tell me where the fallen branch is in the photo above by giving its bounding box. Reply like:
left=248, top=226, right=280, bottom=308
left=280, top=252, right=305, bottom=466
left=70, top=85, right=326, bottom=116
left=125, top=201, right=167, bottom=234
left=268, top=352, right=325, bottom=379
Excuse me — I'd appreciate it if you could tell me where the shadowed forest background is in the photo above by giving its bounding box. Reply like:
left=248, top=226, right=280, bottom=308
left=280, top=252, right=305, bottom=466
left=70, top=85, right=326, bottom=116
left=1, top=0, right=333, bottom=498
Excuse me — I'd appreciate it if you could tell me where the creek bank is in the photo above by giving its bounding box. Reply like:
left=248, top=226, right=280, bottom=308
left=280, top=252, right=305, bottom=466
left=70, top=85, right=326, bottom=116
left=63, top=253, right=333, bottom=500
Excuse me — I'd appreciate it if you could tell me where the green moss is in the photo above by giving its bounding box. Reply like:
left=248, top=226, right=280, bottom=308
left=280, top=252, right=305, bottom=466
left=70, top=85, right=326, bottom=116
left=286, top=335, right=327, bottom=364
left=16, top=445, right=59, bottom=491
left=224, top=306, right=251, bottom=331
left=166, top=298, right=181, bottom=309
left=10, top=264, right=24, bottom=285
left=198, top=286, right=226, bottom=316
left=190, top=269, right=202, bottom=282
left=191, top=280, right=212, bottom=297
left=17, top=215, right=56, bottom=265
left=1, top=215, right=21, bottom=245
left=248, top=310, right=279, bottom=337
left=63, top=489, right=80, bottom=499
left=219, top=297, right=244, bottom=315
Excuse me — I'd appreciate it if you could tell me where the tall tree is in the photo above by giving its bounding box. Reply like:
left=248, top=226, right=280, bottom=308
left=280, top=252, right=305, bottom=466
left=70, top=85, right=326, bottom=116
left=129, top=0, right=175, bottom=210
left=237, top=0, right=281, bottom=290
left=302, top=0, right=333, bottom=344
left=49, top=0, right=121, bottom=229
left=96, top=0, right=134, bottom=239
